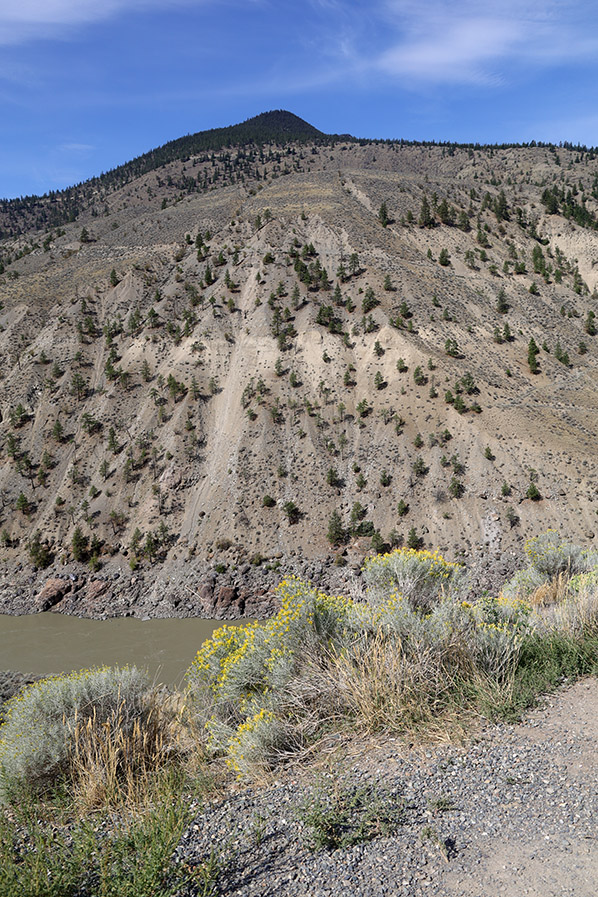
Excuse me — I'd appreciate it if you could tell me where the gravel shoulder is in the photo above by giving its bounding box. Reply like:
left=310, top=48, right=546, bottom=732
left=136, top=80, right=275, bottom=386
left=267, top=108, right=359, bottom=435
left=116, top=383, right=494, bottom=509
left=179, top=678, right=598, bottom=897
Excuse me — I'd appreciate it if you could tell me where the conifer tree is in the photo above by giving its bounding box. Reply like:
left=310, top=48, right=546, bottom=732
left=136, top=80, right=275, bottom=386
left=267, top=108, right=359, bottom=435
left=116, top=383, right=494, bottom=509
left=528, top=337, right=540, bottom=373
left=327, top=510, right=346, bottom=546
left=419, top=195, right=433, bottom=228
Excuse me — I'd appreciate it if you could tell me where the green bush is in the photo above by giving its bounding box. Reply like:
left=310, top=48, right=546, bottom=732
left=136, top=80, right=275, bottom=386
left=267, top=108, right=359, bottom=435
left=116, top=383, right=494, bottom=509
left=524, top=530, right=586, bottom=577
left=298, top=776, right=404, bottom=851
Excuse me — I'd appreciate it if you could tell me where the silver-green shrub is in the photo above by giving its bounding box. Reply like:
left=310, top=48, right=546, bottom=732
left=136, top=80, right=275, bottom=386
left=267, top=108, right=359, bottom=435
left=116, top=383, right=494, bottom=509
left=502, top=531, right=597, bottom=599
left=0, top=666, right=150, bottom=803
left=524, top=531, right=585, bottom=577
left=365, top=590, right=531, bottom=681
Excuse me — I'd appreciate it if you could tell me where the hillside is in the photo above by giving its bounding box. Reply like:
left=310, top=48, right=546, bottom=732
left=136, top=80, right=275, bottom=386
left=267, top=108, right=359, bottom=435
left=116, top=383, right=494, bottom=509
left=2, top=113, right=598, bottom=614
left=0, top=111, right=333, bottom=237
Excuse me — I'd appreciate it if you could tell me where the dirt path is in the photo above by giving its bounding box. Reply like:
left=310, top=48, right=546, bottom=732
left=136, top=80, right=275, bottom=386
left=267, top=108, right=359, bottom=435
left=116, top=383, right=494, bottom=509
left=439, top=678, right=598, bottom=897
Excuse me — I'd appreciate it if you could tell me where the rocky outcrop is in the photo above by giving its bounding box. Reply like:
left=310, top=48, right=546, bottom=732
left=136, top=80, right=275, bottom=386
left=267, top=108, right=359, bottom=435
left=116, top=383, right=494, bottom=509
left=84, top=579, right=111, bottom=604
left=36, top=578, right=72, bottom=612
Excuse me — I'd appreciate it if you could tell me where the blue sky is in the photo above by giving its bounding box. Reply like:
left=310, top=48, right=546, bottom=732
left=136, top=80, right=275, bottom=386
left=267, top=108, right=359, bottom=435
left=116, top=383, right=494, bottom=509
left=2, top=0, right=598, bottom=199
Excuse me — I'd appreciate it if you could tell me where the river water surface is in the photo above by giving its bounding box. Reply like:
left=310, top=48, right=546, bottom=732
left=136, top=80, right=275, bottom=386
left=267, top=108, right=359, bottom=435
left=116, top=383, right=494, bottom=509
left=0, top=614, right=248, bottom=687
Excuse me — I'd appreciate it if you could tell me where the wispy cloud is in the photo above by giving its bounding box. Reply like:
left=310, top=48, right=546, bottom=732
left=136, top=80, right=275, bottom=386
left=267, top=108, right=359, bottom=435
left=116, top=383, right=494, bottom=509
left=59, top=142, right=94, bottom=152
left=0, top=0, right=197, bottom=45
left=378, top=16, right=521, bottom=85
left=373, top=1, right=598, bottom=86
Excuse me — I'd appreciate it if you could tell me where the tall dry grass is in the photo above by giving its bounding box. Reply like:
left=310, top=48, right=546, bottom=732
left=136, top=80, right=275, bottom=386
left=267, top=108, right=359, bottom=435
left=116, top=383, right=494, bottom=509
left=67, top=690, right=185, bottom=811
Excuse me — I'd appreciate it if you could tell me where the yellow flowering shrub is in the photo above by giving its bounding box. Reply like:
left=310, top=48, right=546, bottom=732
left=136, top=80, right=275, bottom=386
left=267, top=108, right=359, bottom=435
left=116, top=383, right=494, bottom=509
left=225, top=706, right=287, bottom=777
left=363, top=547, right=465, bottom=612
left=186, top=578, right=355, bottom=773
left=569, top=571, right=598, bottom=595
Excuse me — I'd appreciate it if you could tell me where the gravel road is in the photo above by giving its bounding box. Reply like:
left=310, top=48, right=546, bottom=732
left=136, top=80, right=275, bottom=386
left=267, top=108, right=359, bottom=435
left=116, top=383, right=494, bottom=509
left=176, top=678, right=598, bottom=897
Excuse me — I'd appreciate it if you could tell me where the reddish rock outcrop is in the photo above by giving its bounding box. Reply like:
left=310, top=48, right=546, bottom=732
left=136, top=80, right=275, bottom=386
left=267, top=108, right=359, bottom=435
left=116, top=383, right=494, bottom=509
left=85, top=580, right=110, bottom=603
left=36, top=578, right=72, bottom=612
left=214, top=585, right=242, bottom=616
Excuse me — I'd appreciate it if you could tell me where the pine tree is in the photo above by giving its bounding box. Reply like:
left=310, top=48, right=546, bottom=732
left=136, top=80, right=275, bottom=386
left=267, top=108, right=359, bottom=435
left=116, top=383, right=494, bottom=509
left=437, top=198, right=454, bottom=225
left=528, top=337, right=540, bottom=373
left=52, top=419, right=64, bottom=442
left=71, top=527, right=89, bottom=561
left=70, top=372, right=87, bottom=401
left=407, top=527, right=421, bottom=549
left=526, top=482, right=542, bottom=501
left=16, top=492, right=29, bottom=515
left=494, top=190, right=509, bottom=222
left=326, top=467, right=341, bottom=487
left=555, top=340, right=570, bottom=366
left=28, top=532, right=52, bottom=568
left=457, top=210, right=471, bottom=232
left=496, top=288, right=509, bottom=314
left=327, top=510, right=346, bottom=546
left=283, top=501, right=300, bottom=524
left=419, top=195, right=433, bottom=228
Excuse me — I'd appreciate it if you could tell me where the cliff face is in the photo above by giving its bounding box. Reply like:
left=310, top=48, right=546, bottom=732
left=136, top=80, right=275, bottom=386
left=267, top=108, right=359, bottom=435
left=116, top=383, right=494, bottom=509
left=2, top=128, right=598, bottom=601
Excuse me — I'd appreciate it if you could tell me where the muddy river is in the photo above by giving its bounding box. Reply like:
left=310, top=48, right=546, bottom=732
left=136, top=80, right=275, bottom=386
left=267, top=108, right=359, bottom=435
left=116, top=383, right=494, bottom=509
left=0, top=614, right=248, bottom=687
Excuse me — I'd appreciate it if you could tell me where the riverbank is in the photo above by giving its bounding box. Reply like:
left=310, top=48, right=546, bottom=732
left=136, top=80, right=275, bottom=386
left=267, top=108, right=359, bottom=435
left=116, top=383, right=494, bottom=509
left=0, top=546, right=523, bottom=620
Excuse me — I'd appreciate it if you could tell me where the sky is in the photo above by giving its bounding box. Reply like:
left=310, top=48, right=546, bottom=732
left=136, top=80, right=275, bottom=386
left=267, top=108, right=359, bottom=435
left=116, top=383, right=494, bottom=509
left=2, top=0, right=598, bottom=199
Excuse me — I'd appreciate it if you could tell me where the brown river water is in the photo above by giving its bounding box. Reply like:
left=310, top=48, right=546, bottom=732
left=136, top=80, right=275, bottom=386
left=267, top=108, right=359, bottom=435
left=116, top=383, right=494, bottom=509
left=0, top=614, right=249, bottom=687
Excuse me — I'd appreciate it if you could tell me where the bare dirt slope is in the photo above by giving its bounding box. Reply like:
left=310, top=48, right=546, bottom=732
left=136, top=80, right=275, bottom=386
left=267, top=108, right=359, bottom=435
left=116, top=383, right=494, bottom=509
left=2, top=132, right=598, bottom=611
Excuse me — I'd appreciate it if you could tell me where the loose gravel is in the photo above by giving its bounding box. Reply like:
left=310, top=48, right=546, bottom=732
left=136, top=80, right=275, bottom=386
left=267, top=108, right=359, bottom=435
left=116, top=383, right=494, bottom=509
left=175, top=679, right=598, bottom=897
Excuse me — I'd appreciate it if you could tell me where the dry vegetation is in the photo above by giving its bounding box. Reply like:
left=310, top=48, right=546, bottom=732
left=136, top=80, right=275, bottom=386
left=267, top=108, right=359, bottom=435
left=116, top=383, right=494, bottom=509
left=1, top=534, right=597, bottom=894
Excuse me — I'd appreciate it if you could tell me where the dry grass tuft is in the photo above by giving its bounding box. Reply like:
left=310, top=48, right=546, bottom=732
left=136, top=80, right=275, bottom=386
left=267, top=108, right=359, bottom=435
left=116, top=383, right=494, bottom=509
left=528, top=572, right=570, bottom=608
left=67, top=689, right=185, bottom=811
left=325, top=633, right=475, bottom=743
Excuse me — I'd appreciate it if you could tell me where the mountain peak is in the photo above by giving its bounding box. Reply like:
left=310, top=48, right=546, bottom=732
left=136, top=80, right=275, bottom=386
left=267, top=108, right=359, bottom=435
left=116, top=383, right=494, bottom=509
left=229, top=109, right=324, bottom=138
